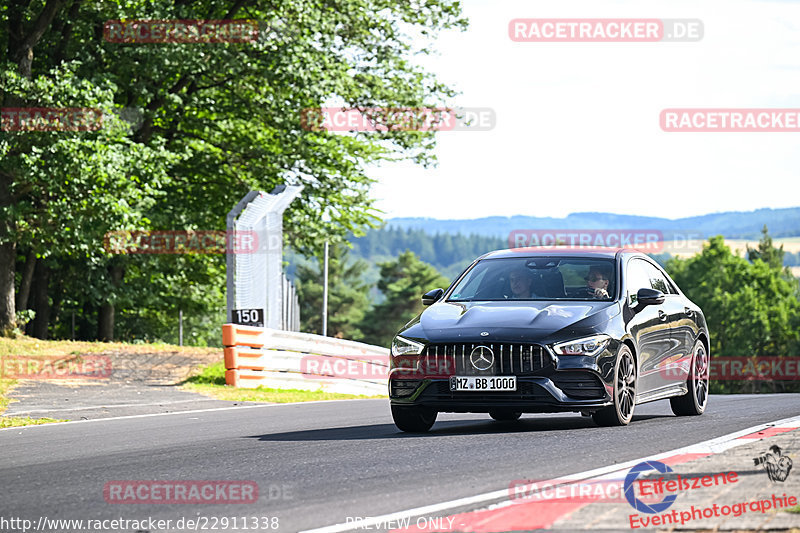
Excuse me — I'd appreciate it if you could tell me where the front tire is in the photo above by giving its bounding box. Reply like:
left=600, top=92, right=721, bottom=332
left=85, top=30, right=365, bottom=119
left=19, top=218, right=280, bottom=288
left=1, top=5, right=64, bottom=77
left=593, top=345, right=637, bottom=427
left=670, top=340, right=709, bottom=416
left=489, top=410, right=522, bottom=422
left=391, top=405, right=437, bottom=432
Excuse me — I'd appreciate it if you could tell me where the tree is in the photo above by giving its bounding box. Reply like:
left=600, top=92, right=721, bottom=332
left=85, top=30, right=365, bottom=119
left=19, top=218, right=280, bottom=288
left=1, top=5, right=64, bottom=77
left=295, top=243, right=371, bottom=340
left=361, top=250, right=449, bottom=347
left=666, top=235, right=800, bottom=392
left=1, top=0, right=467, bottom=338
left=747, top=224, right=785, bottom=271
left=2, top=57, right=174, bottom=338
left=349, top=227, right=506, bottom=278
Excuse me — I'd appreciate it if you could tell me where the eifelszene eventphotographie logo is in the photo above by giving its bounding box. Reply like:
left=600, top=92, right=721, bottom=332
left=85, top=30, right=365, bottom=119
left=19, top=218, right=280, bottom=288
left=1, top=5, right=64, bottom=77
left=624, top=461, right=678, bottom=514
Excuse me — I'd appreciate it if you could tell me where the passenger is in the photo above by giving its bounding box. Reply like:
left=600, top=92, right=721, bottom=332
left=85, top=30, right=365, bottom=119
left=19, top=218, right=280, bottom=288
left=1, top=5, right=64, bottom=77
left=508, top=267, right=537, bottom=299
left=584, top=266, right=611, bottom=298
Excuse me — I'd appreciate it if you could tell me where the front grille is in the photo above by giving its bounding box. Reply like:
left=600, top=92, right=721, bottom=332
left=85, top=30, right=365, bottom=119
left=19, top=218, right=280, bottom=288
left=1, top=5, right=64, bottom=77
left=551, top=371, right=606, bottom=399
left=422, top=343, right=548, bottom=376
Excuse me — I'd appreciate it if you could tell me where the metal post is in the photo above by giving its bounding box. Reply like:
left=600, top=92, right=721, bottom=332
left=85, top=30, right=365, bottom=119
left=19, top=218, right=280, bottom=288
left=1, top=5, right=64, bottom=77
left=179, top=308, right=183, bottom=346
left=322, top=241, right=329, bottom=336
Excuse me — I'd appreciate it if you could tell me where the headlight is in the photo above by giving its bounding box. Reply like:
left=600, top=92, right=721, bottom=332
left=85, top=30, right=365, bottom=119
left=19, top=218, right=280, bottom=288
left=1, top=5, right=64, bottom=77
left=553, top=335, right=610, bottom=356
left=391, top=336, right=424, bottom=356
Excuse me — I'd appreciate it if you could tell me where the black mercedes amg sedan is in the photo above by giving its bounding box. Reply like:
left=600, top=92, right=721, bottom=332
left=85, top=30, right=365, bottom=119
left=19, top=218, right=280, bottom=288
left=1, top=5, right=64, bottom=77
left=388, top=248, right=710, bottom=432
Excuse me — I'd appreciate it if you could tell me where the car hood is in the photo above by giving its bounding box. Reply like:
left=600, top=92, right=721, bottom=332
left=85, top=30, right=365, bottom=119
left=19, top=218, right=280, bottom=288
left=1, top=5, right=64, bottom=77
left=402, top=300, right=620, bottom=344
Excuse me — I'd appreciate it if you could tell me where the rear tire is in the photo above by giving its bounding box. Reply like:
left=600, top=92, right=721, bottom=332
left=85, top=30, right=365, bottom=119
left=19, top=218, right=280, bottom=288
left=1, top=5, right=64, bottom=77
left=670, top=340, right=709, bottom=416
left=593, top=345, right=636, bottom=427
left=391, top=405, right=437, bottom=432
left=489, top=410, right=522, bottom=422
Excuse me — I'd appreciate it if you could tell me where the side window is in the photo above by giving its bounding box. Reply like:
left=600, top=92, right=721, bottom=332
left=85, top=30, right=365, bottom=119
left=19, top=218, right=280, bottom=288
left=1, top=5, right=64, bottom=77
left=665, top=278, right=679, bottom=295
left=658, top=269, right=679, bottom=294
left=626, top=259, right=651, bottom=305
left=642, top=262, right=670, bottom=294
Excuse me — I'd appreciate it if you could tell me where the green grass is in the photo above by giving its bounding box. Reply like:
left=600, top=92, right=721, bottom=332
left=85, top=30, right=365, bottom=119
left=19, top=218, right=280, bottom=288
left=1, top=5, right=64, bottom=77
left=182, top=361, right=385, bottom=403
left=0, top=377, right=17, bottom=413
left=0, top=335, right=220, bottom=357
left=786, top=504, right=800, bottom=514
left=1, top=336, right=381, bottom=421
left=0, top=416, right=65, bottom=428
left=0, top=377, right=65, bottom=427
left=185, top=360, right=228, bottom=385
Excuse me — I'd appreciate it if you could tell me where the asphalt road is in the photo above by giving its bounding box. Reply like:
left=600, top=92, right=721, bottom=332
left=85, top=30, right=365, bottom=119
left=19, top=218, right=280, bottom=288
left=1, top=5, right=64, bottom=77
left=1, top=394, right=799, bottom=533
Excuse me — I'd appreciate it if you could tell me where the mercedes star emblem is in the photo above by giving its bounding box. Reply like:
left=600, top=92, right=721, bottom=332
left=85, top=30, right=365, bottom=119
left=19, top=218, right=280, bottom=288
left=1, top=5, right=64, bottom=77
left=469, top=345, right=495, bottom=371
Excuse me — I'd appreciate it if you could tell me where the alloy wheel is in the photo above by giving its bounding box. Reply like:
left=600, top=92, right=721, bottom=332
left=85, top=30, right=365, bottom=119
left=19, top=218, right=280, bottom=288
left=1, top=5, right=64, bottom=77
left=593, top=345, right=636, bottom=426
left=693, top=343, right=709, bottom=409
left=617, top=350, right=636, bottom=421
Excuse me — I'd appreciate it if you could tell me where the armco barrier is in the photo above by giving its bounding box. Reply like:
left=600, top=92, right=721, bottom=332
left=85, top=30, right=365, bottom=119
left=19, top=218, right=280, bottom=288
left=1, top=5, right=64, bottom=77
left=222, top=324, right=389, bottom=396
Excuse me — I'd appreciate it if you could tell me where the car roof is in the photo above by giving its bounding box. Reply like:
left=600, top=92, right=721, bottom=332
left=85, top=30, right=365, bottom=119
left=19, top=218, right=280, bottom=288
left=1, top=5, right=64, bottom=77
left=479, top=247, right=643, bottom=260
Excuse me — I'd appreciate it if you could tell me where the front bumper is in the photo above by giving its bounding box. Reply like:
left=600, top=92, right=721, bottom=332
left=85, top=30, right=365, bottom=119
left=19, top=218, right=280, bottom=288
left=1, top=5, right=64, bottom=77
left=388, top=341, right=619, bottom=413
left=389, top=374, right=612, bottom=413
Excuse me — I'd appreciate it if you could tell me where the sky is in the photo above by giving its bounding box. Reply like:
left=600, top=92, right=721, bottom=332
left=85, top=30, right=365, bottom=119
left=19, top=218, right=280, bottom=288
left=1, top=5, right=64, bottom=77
left=367, top=0, right=800, bottom=221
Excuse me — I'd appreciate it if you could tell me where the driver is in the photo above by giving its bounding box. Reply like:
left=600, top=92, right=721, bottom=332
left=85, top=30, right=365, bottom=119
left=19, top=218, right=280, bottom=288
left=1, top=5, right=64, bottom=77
left=508, top=267, right=538, bottom=299
left=584, top=265, right=611, bottom=299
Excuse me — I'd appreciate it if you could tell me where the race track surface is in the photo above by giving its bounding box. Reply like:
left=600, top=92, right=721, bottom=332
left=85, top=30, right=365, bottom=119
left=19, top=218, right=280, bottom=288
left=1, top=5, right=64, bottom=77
left=1, top=394, right=798, bottom=532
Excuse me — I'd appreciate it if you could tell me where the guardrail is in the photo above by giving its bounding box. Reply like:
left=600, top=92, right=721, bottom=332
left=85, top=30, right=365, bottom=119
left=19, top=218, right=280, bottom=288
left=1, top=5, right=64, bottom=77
left=222, top=324, right=389, bottom=396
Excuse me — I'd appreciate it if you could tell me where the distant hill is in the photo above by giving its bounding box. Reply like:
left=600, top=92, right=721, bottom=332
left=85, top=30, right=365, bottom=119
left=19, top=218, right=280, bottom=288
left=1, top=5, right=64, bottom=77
left=385, top=207, right=800, bottom=240
left=286, top=208, right=800, bottom=287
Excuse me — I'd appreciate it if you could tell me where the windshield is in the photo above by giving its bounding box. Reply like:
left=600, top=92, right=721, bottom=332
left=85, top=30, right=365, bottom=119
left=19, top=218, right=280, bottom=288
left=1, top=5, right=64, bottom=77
left=448, top=257, right=616, bottom=301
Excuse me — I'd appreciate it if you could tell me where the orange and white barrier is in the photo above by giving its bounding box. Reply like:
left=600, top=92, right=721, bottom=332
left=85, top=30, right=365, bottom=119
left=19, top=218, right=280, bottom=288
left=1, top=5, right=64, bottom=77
left=222, top=324, right=389, bottom=396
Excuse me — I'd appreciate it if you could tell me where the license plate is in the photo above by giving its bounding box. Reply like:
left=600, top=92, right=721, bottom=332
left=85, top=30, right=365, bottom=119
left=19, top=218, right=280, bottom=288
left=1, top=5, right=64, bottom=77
left=449, top=376, right=517, bottom=391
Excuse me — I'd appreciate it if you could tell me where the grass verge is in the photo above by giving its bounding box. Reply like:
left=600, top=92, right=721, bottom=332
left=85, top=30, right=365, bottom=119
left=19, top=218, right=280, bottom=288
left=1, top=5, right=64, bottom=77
left=0, top=335, right=180, bottom=427
left=0, top=377, right=16, bottom=412
left=181, top=361, right=385, bottom=403
left=0, top=335, right=220, bottom=357
left=0, top=416, right=64, bottom=428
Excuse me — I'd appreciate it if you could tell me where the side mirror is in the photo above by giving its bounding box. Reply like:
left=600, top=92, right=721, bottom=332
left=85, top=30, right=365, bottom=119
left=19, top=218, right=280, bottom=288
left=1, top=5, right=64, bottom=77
left=635, top=287, right=665, bottom=308
left=422, top=288, right=444, bottom=306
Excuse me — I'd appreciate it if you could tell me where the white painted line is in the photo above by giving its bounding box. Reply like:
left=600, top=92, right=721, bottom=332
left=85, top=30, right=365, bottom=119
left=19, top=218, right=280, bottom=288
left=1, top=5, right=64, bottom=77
left=5, top=397, right=223, bottom=415
left=299, top=414, right=800, bottom=533
left=0, top=398, right=384, bottom=432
